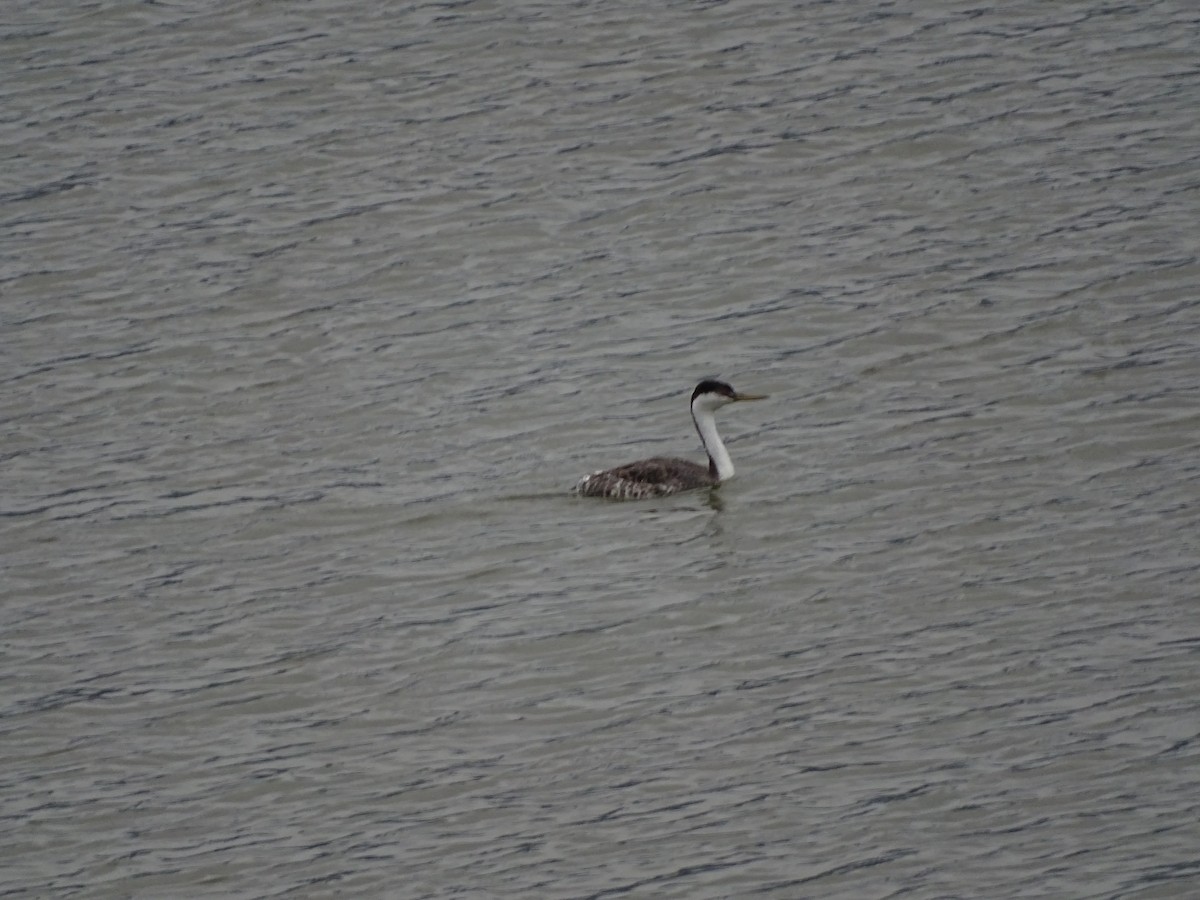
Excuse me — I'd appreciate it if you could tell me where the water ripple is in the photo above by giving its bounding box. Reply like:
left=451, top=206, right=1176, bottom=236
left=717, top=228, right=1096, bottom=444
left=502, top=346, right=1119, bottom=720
left=3, top=0, right=1199, bottom=897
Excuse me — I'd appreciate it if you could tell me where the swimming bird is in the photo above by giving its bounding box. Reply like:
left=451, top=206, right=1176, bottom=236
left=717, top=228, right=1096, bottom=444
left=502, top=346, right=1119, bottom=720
left=575, top=379, right=767, bottom=500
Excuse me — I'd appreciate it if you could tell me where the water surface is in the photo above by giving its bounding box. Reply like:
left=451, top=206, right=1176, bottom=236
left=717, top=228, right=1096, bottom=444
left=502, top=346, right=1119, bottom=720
left=3, top=1, right=1199, bottom=897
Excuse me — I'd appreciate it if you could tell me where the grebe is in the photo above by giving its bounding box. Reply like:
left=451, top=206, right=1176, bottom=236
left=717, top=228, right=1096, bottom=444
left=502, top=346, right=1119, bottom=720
left=575, top=379, right=767, bottom=500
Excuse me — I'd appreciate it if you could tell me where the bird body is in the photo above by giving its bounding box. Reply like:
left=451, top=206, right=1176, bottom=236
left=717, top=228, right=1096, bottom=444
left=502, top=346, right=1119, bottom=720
left=575, top=456, right=715, bottom=501
left=575, top=380, right=766, bottom=500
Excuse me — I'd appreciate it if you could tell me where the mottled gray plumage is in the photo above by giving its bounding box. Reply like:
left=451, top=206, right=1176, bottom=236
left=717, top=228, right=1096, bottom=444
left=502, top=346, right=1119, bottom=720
left=575, top=457, right=716, bottom=500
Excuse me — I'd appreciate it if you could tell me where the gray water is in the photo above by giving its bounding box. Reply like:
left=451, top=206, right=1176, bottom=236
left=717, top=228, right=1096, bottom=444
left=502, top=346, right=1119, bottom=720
left=3, top=1, right=1199, bottom=897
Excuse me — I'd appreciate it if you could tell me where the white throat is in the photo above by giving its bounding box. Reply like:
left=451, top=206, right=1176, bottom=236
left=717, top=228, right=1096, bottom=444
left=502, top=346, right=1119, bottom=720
left=692, top=400, right=734, bottom=482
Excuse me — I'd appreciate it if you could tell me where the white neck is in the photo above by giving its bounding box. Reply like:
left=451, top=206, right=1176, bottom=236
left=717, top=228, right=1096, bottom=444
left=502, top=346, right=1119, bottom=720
left=692, top=402, right=734, bottom=482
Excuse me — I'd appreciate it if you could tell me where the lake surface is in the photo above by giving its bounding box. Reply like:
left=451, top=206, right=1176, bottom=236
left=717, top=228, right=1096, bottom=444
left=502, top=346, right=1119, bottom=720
left=3, top=1, right=1199, bottom=897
